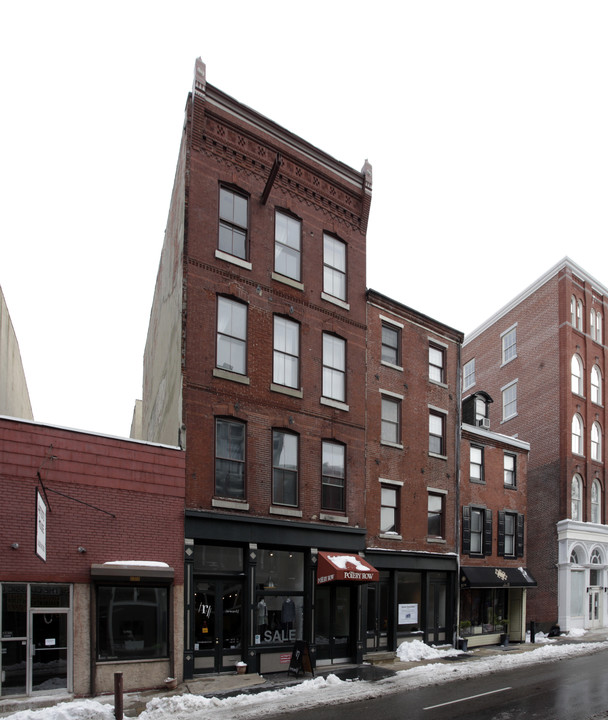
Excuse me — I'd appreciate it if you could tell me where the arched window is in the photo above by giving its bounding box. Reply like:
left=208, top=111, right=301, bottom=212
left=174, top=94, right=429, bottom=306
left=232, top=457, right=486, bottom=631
left=571, top=354, right=583, bottom=395
left=591, top=423, right=602, bottom=462
left=591, top=309, right=596, bottom=340
left=571, top=296, right=577, bottom=326
left=577, top=299, right=584, bottom=331
left=571, top=474, right=582, bottom=520
left=591, top=547, right=602, bottom=564
left=591, top=365, right=602, bottom=405
left=591, top=480, right=602, bottom=524
left=570, top=549, right=579, bottom=564
left=597, top=312, right=603, bottom=344
left=572, top=414, right=584, bottom=455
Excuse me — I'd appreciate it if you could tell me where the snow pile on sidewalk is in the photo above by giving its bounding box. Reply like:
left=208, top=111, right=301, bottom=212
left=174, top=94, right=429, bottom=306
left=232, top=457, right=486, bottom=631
left=396, top=639, right=462, bottom=661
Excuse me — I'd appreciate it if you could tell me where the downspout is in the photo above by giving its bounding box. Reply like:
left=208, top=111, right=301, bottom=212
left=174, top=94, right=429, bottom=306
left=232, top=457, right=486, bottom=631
left=454, top=336, right=463, bottom=648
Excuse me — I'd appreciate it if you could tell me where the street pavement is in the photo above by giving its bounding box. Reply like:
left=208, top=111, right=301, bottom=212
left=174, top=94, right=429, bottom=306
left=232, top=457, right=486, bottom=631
left=2, top=629, right=607, bottom=718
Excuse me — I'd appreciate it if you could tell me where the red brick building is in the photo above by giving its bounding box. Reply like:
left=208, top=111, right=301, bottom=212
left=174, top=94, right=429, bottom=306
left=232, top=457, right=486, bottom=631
left=0, top=417, right=185, bottom=699
left=141, top=59, right=374, bottom=675
left=364, top=290, right=463, bottom=650
left=462, top=258, right=608, bottom=632
left=459, top=392, right=534, bottom=647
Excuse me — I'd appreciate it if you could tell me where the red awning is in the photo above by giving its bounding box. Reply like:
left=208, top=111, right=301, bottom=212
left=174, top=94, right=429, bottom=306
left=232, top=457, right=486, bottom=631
left=317, top=551, right=380, bottom=584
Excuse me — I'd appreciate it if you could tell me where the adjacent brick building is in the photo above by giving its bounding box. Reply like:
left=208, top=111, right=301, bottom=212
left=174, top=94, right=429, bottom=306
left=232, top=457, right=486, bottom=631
left=462, top=258, right=608, bottom=632
left=364, top=290, right=463, bottom=650
left=459, top=392, right=534, bottom=647
left=0, top=417, right=185, bottom=698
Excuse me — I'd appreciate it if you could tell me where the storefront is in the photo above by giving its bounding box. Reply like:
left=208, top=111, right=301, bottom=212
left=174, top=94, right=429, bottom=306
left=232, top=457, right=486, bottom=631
left=0, top=583, right=72, bottom=697
left=459, top=566, right=536, bottom=647
left=363, top=550, right=458, bottom=653
left=184, top=511, right=375, bottom=676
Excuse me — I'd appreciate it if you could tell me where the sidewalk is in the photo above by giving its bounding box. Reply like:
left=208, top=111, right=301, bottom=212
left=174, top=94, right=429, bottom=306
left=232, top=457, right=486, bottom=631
left=2, top=629, right=606, bottom=719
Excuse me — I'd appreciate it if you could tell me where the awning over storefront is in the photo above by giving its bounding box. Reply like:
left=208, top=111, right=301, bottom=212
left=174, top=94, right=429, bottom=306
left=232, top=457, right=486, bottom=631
left=460, top=566, right=537, bottom=589
left=317, top=551, right=380, bottom=584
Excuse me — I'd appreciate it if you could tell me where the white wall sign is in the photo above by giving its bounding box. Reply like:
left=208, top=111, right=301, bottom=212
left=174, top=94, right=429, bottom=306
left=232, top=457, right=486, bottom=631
left=398, top=603, right=418, bottom=624
left=36, top=489, right=47, bottom=562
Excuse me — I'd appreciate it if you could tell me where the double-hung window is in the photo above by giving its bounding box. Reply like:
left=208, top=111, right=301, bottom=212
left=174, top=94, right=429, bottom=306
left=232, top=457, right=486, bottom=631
left=380, top=484, right=399, bottom=534
left=504, top=453, right=516, bottom=487
left=427, top=492, right=444, bottom=538
left=501, top=326, right=517, bottom=365
left=429, top=344, right=445, bottom=384
left=381, top=395, right=401, bottom=445
left=463, top=506, right=492, bottom=556
left=498, top=511, right=523, bottom=557
left=272, top=430, right=298, bottom=506
left=463, top=359, right=475, bottom=390
left=591, top=365, right=602, bottom=405
left=323, top=234, right=346, bottom=301
left=571, top=474, right=582, bottom=520
left=502, top=381, right=517, bottom=421
left=219, top=187, right=248, bottom=260
left=470, top=446, right=484, bottom=482
left=274, top=211, right=301, bottom=281
left=571, top=354, right=583, bottom=395
left=273, top=316, right=299, bottom=389
left=429, top=410, right=446, bottom=456
left=217, top=297, right=247, bottom=375
left=591, top=422, right=602, bottom=461
left=322, top=334, right=346, bottom=402
left=381, top=323, right=400, bottom=366
left=321, top=441, right=345, bottom=512
left=572, top=414, right=584, bottom=455
left=215, top=418, right=246, bottom=499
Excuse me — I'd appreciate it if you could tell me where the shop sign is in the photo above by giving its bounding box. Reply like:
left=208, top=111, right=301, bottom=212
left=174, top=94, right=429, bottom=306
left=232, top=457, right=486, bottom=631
left=36, top=489, right=47, bottom=562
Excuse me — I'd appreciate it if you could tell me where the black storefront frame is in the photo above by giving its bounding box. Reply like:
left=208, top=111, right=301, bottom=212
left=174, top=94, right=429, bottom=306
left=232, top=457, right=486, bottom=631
left=184, top=510, right=368, bottom=678
left=364, top=550, right=458, bottom=652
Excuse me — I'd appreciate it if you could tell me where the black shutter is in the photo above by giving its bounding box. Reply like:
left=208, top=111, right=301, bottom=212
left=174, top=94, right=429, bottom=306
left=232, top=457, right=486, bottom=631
left=462, top=506, right=471, bottom=555
left=483, top=508, right=493, bottom=556
left=516, top=514, right=525, bottom=557
left=498, top=510, right=505, bottom=557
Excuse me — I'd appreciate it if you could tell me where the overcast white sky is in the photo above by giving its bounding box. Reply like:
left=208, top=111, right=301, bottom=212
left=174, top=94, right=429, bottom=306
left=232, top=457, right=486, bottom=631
left=2, top=1, right=608, bottom=439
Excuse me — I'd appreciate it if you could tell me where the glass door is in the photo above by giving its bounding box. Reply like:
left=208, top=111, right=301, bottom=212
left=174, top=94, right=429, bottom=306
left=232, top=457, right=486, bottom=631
left=315, top=584, right=353, bottom=664
left=589, top=588, right=601, bottom=628
left=366, top=578, right=389, bottom=651
left=194, top=580, right=243, bottom=673
left=427, top=576, right=447, bottom=644
left=31, top=612, right=68, bottom=692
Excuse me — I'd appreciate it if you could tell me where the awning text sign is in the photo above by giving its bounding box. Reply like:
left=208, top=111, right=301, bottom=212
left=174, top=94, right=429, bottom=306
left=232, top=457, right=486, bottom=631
left=316, top=551, right=380, bottom=584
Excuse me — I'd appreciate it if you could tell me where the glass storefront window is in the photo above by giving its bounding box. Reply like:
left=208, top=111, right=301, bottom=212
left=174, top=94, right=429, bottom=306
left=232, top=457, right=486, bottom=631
left=459, top=588, right=508, bottom=635
left=2, top=585, right=27, bottom=638
left=97, top=585, right=168, bottom=660
left=571, top=570, right=585, bottom=616
left=255, top=550, right=303, bottom=645
left=193, top=545, right=243, bottom=573
left=30, top=585, right=70, bottom=608
left=397, top=572, right=422, bottom=634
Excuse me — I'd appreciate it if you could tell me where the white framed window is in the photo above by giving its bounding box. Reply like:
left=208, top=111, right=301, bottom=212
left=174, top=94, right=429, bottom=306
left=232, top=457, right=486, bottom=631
left=380, top=484, right=399, bottom=533
left=571, top=354, right=583, bottom=395
left=216, top=296, right=247, bottom=375
left=427, top=492, right=444, bottom=538
left=591, top=422, right=602, bottom=462
left=597, top=312, right=603, bottom=344
left=571, top=296, right=577, bottom=326
left=219, top=186, right=248, bottom=260
left=382, top=323, right=400, bottom=366
left=429, top=343, right=446, bottom=384
left=504, top=453, right=516, bottom=487
left=571, top=474, right=582, bottom=520
left=591, top=365, right=602, bottom=405
left=502, top=380, right=517, bottom=421
left=322, top=334, right=346, bottom=402
left=275, top=211, right=301, bottom=281
left=501, top=326, right=517, bottom=365
left=321, top=441, right=345, bottom=512
left=429, top=409, right=446, bottom=456
left=470, top=446, right=483, bottom=482
left=591, top=309, right=597, bottom=341
left=381, top=395, right=401, bottom=445
left=323, top=234, right=346, bottom=301
left=572, top=414, right=584, bottom=455
left=463, top=358, right=475, bottom=390
left=273, top=316, right=299, bottom=389
left=592, top=479, right=602, bottom=524
left=272, top=430, right=299, bottom=507
left=577, top=299, right=584, bottom=331
left=470, top=508, right=484, bottom=554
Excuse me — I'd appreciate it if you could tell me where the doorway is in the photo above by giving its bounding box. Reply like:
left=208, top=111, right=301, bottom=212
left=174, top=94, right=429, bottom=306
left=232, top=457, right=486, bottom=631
left=193, top=579, right=244, bottom=673
left=427, top=575, right=448, bottom=644
left=366, top=575, right=390, bottom=652
left=588, top=588, right=601, bottom=628
left=30, top=611, right=68, bottom=692
left=315, top=584, right=353, bottom=664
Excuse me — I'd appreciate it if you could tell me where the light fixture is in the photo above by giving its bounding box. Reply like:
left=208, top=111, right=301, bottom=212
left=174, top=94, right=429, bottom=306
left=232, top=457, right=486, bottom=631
left=78, top=546, right=87, bottom=554
left=11, top=543, right=19, bottom=550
